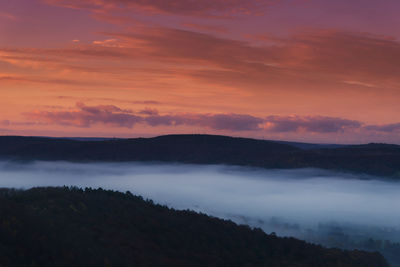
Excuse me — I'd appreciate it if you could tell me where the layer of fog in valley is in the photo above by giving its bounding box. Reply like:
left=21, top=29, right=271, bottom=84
left=0, top=161, right=400, bottom=263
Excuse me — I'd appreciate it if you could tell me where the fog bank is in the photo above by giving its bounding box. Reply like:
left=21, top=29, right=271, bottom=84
left=0, top=161, right=399, bottom=243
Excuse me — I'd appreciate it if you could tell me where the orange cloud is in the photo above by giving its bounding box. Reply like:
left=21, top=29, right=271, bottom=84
left=2, top=27, right=400, bottom=130
left=4, top=27, right=399, bottom=94
left=92, top=39, right=125, bottom=48
left=103, top=27, right=400, bottom=92
left=44, top=0, right=278, bottom=17
left=182, top=23, right=229, bottom=33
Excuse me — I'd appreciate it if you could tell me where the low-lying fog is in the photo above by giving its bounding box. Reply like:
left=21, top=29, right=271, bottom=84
left=1, top=161, right=399, bottom=246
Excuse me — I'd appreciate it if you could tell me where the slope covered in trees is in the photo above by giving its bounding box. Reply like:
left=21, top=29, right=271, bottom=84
left=0, top=134, right=400, bottom=177
left=0, top=187, right=388, bottom=267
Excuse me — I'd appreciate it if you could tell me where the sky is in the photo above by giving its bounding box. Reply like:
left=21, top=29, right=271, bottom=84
left=0, top=0, right=400, bottom=144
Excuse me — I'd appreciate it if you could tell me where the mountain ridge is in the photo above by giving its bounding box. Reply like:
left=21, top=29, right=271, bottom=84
left=0, top=134, right=399, bottom=178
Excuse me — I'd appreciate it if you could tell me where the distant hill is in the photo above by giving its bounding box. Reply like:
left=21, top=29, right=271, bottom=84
left=0, top=187, right=388, bottom=267
left=273, top=140, right=346, bottom=150
left=0, top=134, right=400, bottom=178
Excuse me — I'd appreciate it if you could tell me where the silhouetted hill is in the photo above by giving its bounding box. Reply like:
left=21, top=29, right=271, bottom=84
left=0, top=134, right=400, bottom=177
left=0, top=187, right=388, bottom=267
left=274, top=140, right=346, bottom=150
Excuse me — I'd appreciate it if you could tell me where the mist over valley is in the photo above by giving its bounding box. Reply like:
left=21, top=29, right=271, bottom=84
left=1, top=160, right=399, bottom=263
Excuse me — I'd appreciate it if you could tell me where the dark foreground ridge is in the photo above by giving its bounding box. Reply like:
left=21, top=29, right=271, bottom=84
left=0, top=187, right=388, bottom=267
left=1, top=134, right=400, bottom=177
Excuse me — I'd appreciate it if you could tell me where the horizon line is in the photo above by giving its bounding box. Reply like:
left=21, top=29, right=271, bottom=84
left=0, top=133, right=396, bottom=147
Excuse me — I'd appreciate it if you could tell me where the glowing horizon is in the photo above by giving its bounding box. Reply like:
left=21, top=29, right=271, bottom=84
left=1, top=0, right=400, bottom=144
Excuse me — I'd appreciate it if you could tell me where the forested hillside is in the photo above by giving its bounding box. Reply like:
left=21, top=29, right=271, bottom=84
left=0, top=187, right=388, bottom=267
left=0, top=135, right=400, bottom=177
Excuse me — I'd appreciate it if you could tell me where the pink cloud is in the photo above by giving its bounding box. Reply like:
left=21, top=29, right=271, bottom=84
left=144, top=113, right=264, bottom=131
left=182, top=23, right=228, bottom=33
left=23, top=102, right=376, bottom=134
left=57, top=96, right=162, bottom=105
left=25, top=102, right=264, bottom=131
left=0, top=74, right=107, bottom=87
left=365, top=123, right=400, bottom=133
left=25, top=102, right=143, bottom=128
left=104, top=27, right=400, bottom=92
left=0, top=12, right=18, bottom=21
left=0, top=120, right=10, bottom=126
left=44, top=0, right=277, bottom=17
left=263, top=116, right=362, bottom=133
left=138, top=108, right=159, bottom=116
left=76, top=102, right=133, bottom=114
left=4, top=28, right=400, bottom=94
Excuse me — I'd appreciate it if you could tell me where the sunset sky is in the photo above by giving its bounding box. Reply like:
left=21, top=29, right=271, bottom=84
left=1, top=0, right=400, bottom=143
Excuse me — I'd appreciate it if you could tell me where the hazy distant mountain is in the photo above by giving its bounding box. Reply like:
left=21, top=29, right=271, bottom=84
left=0, top=134, right=399, bottom=178
left=0, top=187, right=388, bottom=267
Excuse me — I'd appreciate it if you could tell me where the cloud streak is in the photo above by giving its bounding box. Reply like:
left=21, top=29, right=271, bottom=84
left=25, top=102, right=264, bottom=131
left=44, top=0, right=278, bottom=17
left=0, top=12, right=18, bottom=21
left=263, top=116, right=362, bottom=133
left=25, top=102, right=142, bottom=128
left=2, top=1, right=400, bottom=143
left=3, top=28, right=400, bottom=94
left=365, top=123, right=400, bottom=133
left=24, top=102, right=387, bottom=134
left=115, top=28, right=400, bottom=91
left=0, top=120, right=10, bottom=126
